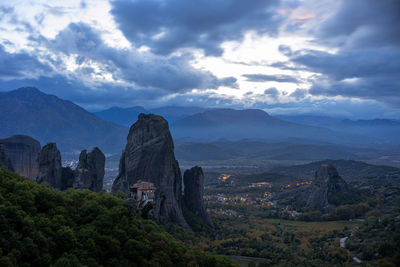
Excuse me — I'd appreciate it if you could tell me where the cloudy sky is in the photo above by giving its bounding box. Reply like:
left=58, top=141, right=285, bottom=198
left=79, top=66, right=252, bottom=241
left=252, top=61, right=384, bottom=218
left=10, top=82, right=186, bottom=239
left=0, top=0, right=399, bottom=119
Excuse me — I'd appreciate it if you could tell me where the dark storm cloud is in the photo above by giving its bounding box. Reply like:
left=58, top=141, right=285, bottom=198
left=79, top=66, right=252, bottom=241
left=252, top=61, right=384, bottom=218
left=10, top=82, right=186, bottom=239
left=309, top=75, right=400, bottom=107
left=290, top=47, right=400, bottom=106
left=243, top=74, right=299, bottom=83
left=291, top=48, right=400, bottom=81
left=48, top=23, right=103, bottom=56
left=0, top=45, right=52, bottom=79
left=46, top=22, right=237, bottom=92
left=110, top=0, right=296, bottom=56
left=316, top=0, right=400, bottom=48
left=0, top=22, right=238, bottom=109
left=284, top=0, right=400, bottom=107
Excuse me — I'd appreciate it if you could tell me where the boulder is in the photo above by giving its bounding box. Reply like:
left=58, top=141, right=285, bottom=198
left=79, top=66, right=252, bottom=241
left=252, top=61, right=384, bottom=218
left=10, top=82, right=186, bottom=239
left=112, top=114, right=188, bottom=227
left=0, top=135, right=40, bottom=180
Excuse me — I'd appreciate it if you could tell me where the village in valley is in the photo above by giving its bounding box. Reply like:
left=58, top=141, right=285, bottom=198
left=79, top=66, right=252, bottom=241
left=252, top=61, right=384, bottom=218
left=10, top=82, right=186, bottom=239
left=204, top=173, right=313, bottom=218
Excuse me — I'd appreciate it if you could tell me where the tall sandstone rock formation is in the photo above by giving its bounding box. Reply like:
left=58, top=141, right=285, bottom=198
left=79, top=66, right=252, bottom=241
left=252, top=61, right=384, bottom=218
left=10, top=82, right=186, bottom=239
left=112, top=114, right=188, bottom=227
left=277, top=164, right=350, bottom=212
left=305, top=164, right=349, bottom=211
left=183, top=166, right=213, bottom=227
left=74, top=148, right=105, bottom=192
left=36, top=143, right=104, bottom=191
left=0, top=144, right=14, bottom=171
left=36, top=143, right=63, bottom=189
left=0, top=135, right=40, bottom=180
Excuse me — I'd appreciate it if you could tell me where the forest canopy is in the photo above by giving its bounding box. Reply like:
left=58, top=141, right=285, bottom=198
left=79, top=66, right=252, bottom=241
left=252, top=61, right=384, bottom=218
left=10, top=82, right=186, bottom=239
left=0, top=168, right=235, bottom=267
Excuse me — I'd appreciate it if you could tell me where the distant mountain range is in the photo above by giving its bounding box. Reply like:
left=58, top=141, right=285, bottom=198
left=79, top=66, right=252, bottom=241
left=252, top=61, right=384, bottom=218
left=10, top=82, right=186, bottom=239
left=277, top=115, right=400, bottom=143
left=1, top=87, right=398, bottom=156
left=170, top=108, right=365, bottom=144
left=0, top=87, right=127, bottom=153
left=94, top=103, right=398, bottom=145
left=93, top=106, right=147, bottom=127
left=94, top=106, right=206, bottom=126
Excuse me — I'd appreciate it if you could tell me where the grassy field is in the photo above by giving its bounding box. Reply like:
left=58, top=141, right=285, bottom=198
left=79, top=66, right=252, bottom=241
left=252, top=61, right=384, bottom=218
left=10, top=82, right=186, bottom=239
left=257, top=218, right=362, bottom=231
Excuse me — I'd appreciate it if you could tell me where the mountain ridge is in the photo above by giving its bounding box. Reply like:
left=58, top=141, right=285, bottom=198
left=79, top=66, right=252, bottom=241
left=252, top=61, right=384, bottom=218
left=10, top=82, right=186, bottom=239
left=170, top=108, right=367, bottom=144
left=94, top=105, right=207, bottom=126
left=0, top=87, right=128, bottom=153
left=277, top=115, right=400, bottom=143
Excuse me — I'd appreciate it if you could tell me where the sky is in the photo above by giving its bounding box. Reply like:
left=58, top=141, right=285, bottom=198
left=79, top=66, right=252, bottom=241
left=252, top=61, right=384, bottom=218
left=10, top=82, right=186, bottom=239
left=0, top=0, right=399, bottom=119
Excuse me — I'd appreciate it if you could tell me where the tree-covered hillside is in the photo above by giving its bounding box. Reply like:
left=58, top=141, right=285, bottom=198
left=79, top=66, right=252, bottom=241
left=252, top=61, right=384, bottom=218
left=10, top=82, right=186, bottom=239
left=0, top=168, right=236, bottom=267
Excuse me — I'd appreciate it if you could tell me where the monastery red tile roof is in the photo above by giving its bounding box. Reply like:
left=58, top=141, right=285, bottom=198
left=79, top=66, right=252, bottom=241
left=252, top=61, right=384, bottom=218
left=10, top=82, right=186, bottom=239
left=130, top=180, right=156, bottom=191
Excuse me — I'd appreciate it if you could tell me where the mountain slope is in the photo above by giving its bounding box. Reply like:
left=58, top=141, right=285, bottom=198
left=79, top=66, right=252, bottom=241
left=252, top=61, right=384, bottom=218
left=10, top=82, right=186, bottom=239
left=94, top=106, right=147, bottom=127
left=277, top=115, right=400, bottom=143
left=330, top=119, right=400, bottom=143
left=171, top=109, right=365, bottom=144
left=151, top=106, right=207, bottom=123
left=0, top=87, right=128, bottom=153
left=94, top=105, right=207, bottom=126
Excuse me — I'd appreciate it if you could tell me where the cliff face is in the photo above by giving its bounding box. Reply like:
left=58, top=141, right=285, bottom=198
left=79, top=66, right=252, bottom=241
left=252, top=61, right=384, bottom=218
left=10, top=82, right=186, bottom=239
left=36, top=143, right=105, bottom=192
left=0, top=135, right=40, bottom=180
left=74, top=147, right=105, bottom=192
left=305, top=164, right=349, bottom=211
left=112, top=114, right=188, bottom=227
left=0, top=144, right=14, bottom=171
left=277, top=164, right=350, bottom=212
left=183, top=166, right=213, bottom=227
left=36, top=143, right=62, bottom=189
